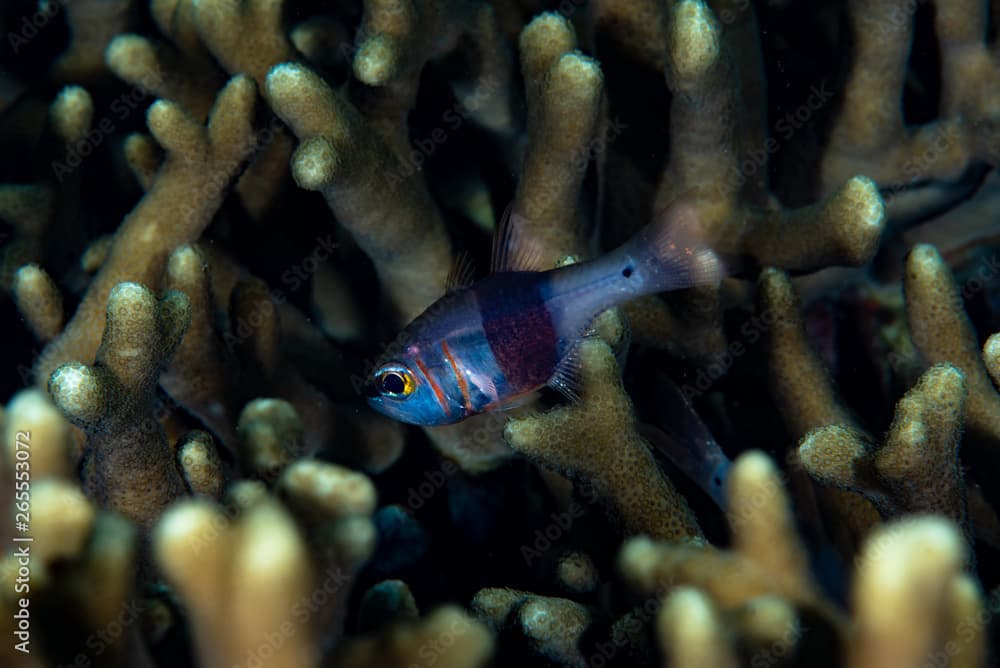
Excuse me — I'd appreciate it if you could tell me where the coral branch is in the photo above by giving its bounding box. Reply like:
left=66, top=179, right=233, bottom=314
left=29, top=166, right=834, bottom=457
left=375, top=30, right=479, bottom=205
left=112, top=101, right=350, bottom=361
left=658, top=587, right=737, bottom=668
left=36, top=76, right=258, bottom=383
left=848, top=516, right=970, bottom=668
left=514, top=14, right=604, bottom=265
left=267, top=62, right=451, bottom=321
left=160, top=245, right=240, bottom=448
left=48, top=282, right=190, bottom=526
left=12, top=264, right=64, bottom=342
left=800, top=364, right=969, bottom=532
left=505, top=337, right=701, bottom=541
left=155, top=495, right=321, bottom=667
left=905, top=244, right=1000, bottom=447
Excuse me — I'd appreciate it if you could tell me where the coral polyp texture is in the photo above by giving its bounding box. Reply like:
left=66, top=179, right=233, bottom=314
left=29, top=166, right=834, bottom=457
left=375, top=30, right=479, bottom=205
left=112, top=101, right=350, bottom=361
left=1, top=0, right=999, bottom=667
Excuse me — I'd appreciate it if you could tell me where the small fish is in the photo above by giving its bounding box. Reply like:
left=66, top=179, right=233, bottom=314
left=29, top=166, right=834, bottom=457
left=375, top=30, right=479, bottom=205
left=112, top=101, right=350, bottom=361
left=365, top=202, right=724, bottom=426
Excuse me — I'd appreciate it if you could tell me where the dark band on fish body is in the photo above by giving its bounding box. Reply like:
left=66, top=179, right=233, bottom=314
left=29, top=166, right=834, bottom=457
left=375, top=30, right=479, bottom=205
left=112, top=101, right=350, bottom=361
left=475, top=272, right=557, bottom=391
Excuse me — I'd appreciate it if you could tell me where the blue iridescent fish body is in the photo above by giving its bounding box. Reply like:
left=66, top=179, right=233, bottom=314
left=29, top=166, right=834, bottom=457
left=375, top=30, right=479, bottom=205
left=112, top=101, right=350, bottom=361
left=365, top=203, right=722, bottom=426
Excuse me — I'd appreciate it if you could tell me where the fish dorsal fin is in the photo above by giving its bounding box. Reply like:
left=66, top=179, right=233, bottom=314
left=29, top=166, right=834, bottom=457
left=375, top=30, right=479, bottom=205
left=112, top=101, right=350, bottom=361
left=548, top=345, right=585, bottom=403
left=491, top=203, right=546, bottom=273
left=445, top=251, right=477, bottom=291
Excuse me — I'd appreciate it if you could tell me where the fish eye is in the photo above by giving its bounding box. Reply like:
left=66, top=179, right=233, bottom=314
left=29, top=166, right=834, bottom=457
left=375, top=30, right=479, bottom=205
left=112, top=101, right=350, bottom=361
left=376, top=366, right=415, bottom=398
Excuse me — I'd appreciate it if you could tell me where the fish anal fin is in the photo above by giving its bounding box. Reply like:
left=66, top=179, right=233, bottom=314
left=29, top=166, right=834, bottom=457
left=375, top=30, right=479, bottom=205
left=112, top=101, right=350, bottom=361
left=491, top=203, right=547, bottom=273
left=490, top=390, right=541, bottom=412
left=445, top=251, right=477, bottom=291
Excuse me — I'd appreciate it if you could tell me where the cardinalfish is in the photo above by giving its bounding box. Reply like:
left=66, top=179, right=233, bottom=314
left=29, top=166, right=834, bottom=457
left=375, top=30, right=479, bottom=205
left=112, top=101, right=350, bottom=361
left=365, top=202, right=724, bottom=426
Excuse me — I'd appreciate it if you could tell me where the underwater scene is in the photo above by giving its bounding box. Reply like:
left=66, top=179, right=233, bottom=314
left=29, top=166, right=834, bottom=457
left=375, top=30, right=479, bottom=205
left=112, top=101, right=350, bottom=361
left=1, top=0, right=1000, bottom=666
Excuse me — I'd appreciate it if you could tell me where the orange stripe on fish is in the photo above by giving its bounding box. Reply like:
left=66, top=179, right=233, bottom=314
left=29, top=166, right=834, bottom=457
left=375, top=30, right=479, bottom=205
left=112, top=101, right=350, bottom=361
left=441, top=340, right=472, bottom=415
left=415, top=357, right=451, bottom=416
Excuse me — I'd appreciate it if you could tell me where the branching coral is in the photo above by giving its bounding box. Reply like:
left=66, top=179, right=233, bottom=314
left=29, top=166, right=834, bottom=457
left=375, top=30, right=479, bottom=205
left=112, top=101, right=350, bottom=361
left=904, top=244, right=1000, bottom=447
left=2, top=388, right=77, bottom=481
left=350, top=0, right=515, bottom=156
left=176, top=429, right=224, bottom=498
left=35, top=74, right=258, bottom=383
left=758, top=268, right=855, bottom=438
left=821, top=0, right=1000, bottom=198
left=986, top=333, right=1000, bottom=387
left=155, top=493, right=322, bottom=667
left=608, top=0, right=885, bottom=367
left=230, top=278, right=338, bottom=454
left=159, top=244, right=240, bottom=448
left=1, top=481, right=139, bottom=667
left=277, top=459, right=378, bottom=642
left=800, top=364, right=970, bottom=531
left=332, top=605, right=493, bottom=668
left=623, top=512, right=985, bottom=668
left=191, top=0, right=297, bottom=88
left=620, top=452, right=828, bottom=616
left=48, top=282, right=191, bottom=526
left=105, top=10, right=223, bottom=121
left=108, top=0, right=298, bottom=221
left=658, top=587, right=738, bottom=668
left=12, top=264, right=63, bottom=343
left=765, top=256, right=998, bottom=551
left=50, top=0, right=137, bottom=83
left=513, top=13, right=603, bottom=266
left=758, top=268, right=881, bottom=548
left=505, top=336, right=702, bottom=541
left=238, top=397, right=303, bottom=481
left=0, top=184, right=54, bottom=291
left=471, top=588, right=590, bottom=666
left=156, top=462, right=377, bottom=666
left=654, top=1, right=886, bottom=273
left=267, top=62, right=452, bottom=322
left=848, top=516, right=984, bottom=668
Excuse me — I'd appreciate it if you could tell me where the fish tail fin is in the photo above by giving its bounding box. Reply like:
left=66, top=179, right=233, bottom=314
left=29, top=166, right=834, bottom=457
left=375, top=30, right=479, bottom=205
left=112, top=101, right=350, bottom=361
left=625, top=198, right=726, bottom=293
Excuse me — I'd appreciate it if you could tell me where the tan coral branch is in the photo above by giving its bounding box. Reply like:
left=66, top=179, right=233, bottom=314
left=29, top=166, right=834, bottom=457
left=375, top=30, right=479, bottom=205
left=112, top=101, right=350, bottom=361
left=36, top=76, right=258, bottom=384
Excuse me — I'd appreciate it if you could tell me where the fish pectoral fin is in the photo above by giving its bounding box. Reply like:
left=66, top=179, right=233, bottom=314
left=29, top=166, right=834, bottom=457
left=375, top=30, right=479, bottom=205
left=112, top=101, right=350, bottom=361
left=445, top=251, right=477, bottom=291
left=547, top=348, right=585, bottom=403
left=491, top=203, right=546, bottom=273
